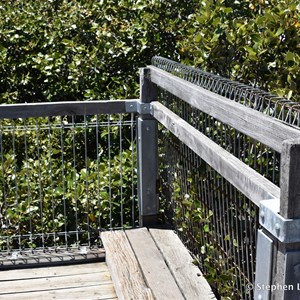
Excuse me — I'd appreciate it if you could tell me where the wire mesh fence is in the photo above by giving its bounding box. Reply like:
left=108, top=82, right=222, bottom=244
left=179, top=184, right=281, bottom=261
left=0, top=113, right=137, bottom=259
left=159, top=130, right=258, bottom=299
left=152, top=57, right=300, bottom=299
left=152, top=56, right=300, bottom=127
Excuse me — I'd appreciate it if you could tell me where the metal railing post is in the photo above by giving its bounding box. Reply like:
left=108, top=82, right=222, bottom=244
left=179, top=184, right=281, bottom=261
left=255, top=139, right=300, bottom=299
left=137, top=67, right=158, bottom=226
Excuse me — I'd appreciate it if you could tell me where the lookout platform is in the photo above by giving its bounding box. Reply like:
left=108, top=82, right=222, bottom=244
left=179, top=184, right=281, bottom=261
left=0, top=228, right=216, bottom=300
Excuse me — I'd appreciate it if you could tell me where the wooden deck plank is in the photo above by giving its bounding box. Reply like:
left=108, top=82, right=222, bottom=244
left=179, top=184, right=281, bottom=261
left=150, top=228, right=216, bottom=300
left=0, top=284, right=117, bottom=300
left=0, top=272, right=112, bottom=294
left=101, top=230, right=154, bottom=300
left=0, top=262, right=109, bottom=281
left=0, top=262, right=117, bottom=300
left=126, top=228, right=185, bottom=300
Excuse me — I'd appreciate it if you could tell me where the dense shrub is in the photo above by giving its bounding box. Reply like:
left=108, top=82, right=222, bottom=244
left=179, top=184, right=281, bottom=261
left=0, top=1, right=299, bottom=103
left=0, top=0, right=192, bottom=103
left=180, top=0, right=300, bottom=101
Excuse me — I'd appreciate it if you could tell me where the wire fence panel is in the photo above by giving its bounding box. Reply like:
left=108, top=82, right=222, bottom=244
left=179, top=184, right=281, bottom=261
left=151, top=57, right=300, bottom=299
left=0, top=114, right=137, bottom=259
left=159, top=131, right=258, bottom=299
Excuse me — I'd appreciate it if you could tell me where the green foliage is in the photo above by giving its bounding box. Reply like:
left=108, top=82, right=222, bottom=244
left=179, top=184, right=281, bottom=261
left=171, top=177, right=238, bottom=298
left=1, top=0, right=298, bottom=102
left=0, top=0, right=193, bottom=103
left=179, top=0, right=300, bottom=101
left=0, top=116, right=137, bottom=249
left=0, top=0, right=299, bottom=297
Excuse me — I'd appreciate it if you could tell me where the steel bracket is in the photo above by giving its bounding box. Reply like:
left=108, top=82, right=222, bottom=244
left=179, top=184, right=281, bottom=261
left=125, top=101, right=151, bottom=114
left=254, top=229, right=273, bottom=300
left=137, top=102, right=151, bottom=114
left=125, top=100, right=138, bottom=113
left=260, top=198, right=300, bottom=243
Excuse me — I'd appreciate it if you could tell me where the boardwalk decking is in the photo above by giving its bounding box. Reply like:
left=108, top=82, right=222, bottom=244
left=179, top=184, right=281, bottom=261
left=0, top=262, right=117, bottom=300
left=0, top=228, right=216, bottom=300
left=102, top=227, right=216, bottom=300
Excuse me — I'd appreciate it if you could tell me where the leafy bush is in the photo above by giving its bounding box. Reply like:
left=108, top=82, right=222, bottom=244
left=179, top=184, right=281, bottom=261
left=180, top=0, right=300, bottom=101
left=0, top=1, right=298, bottom=102
left=0, top=0, right=192, bottom=103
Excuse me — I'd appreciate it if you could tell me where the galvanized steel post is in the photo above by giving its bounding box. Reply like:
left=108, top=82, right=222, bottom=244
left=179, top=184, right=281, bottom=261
left=255, top=139, right=300, bottom=300
left=137, top=68, right=158, bottom=226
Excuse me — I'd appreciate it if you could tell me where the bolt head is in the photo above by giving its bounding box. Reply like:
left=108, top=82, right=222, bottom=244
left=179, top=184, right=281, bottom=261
left=275, top=223, right=280, bottom=236
left=260, top=212, right=265, bottom=223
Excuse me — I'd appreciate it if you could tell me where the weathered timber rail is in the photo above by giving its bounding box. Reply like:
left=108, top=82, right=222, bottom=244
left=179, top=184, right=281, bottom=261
left=149, top=66, right=300, bottom=154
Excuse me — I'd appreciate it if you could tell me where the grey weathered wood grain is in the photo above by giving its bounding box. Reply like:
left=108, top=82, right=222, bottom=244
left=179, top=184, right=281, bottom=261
left=0, top=99, right=138, bottom=119
left=1, top=262, right=108, bottom=281
left=126, top=228, right=185, bottom=300
left=0, top=272, right=111, bottom=293
left=0, top=285, right=117, bottom=300
left=148, top=66, right=300, bottom=153
left=273, top=139, right=300, bottom=298
left=149, top=228, right=216, bottom=300
left=0, top=262, right=117, bottom=299
left=280, top=138, right=300, bottom=218
left=101, top=230, right=154, bottom=300
left=140, top=68, right=157, bottom=105
left=151, top=101, right=280, bottom=206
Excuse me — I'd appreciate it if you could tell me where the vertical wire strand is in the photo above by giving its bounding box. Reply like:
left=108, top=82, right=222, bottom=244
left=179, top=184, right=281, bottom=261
left=84, top=114, right=90, bottom=246
left=131, top=113, right=136, bottom=227
left=108, top=115, right=112, bottom=229
left=47, top=117, right=56, bottom=249
left=23, top=118, right=33, bottom=249
left=12, top=121, right=21, bottom=251
left=119, top=114, right=123, bottom=227
left=71, top=115, right=79, bottom=246
left=0, top=122, right=8, bottom=252
left=35, top=118, right=44, bottom=250
left=60, top=117, right=67, bottom=248
left=96, top=114, right=102, bottom=237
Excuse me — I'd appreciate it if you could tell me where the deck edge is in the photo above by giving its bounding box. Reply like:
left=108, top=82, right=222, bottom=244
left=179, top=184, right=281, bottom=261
left=149, top=228, right=217, bottom=300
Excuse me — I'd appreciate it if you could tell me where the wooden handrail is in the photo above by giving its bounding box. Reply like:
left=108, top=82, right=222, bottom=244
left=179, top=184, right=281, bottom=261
left=151, top=101, right=280, bottom=206
left=148, top=66, right=300, bottom=153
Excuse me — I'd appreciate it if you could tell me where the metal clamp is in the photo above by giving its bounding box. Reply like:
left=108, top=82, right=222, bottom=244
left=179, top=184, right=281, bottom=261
left=137, top=102, right=151, bottom=114
left=125, top=100, right=137, bottom=113
left=260, top=199, right=300, bottom=243
left=125, top=101, right=151, bottom=114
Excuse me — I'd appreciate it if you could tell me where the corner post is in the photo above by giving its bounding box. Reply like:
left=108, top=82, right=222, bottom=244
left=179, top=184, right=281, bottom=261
left=280, top=139, right=300, bottom=219
left=137, top=68, right=158, bottom=226
left=275, top=139, right=300, bottom=299
left=255, top=139, right=300, bottom=299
